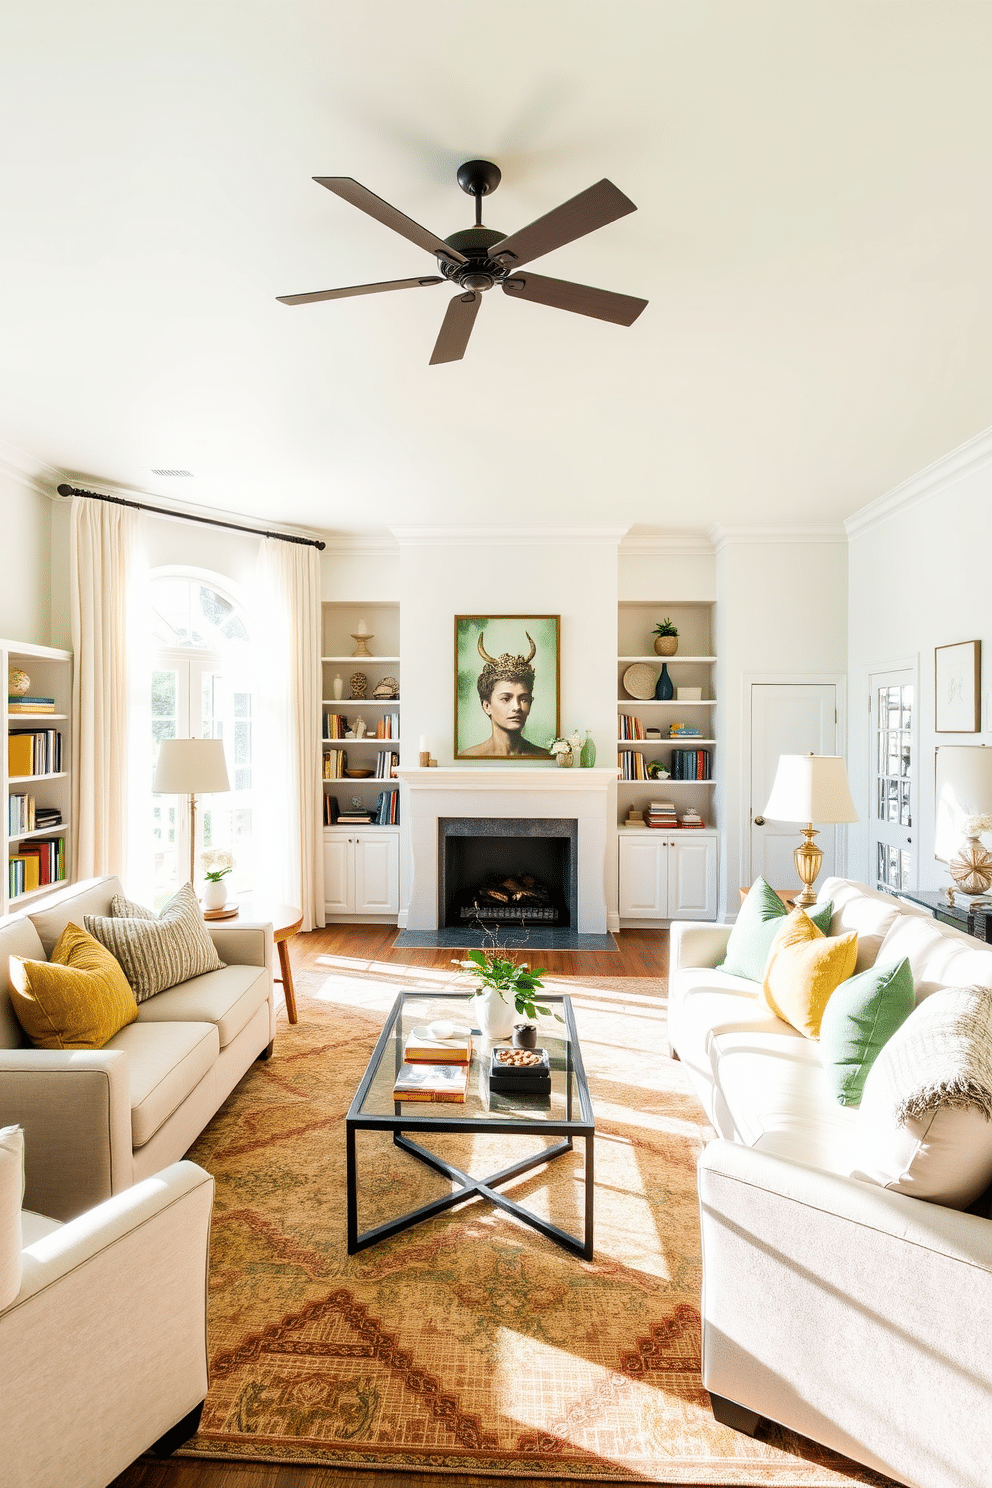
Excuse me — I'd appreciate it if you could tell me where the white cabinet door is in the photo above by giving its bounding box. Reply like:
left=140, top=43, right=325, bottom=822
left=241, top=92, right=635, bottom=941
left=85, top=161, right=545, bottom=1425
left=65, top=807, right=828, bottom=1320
left=323, top=836, right=354, bottom=915
left=355, top=833, right=399, bottom=915
left=668, top=835, right=717, bottom=920
left=619, top=835, right=669, bottom=917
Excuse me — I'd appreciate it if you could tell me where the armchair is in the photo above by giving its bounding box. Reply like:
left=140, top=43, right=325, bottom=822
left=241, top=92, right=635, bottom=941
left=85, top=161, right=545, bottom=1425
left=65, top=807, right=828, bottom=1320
left=1, top=1147, right=214, bottom=1488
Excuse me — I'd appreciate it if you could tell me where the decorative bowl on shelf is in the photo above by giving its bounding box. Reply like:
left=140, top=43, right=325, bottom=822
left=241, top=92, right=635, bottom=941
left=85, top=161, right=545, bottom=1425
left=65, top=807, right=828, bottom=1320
left=344, top=768, right=373, bottom=778
left=622, top=663, right=656, bottom=700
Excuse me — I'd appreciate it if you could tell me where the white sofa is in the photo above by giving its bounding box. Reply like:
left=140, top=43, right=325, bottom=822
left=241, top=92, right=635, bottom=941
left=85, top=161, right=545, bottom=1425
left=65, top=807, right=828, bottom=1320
left=0, top=876, right=275, bottom=1221
left=1, top=1157, right=214, bottom=1488
left=670, top=876, right=992, bottom=1488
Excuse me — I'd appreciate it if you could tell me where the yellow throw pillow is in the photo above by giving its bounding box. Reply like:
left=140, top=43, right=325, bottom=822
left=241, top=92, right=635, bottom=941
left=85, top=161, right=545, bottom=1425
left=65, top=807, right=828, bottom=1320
left=763, top=908, right=858, bottom=1039
left=8, top=922, right=139, bottom=1049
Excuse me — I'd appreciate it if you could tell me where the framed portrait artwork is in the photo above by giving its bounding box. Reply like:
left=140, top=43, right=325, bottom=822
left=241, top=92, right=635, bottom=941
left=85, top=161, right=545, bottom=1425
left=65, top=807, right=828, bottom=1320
left=454, top=615, right=560, bottom=760
left=935, top=640, right=981, bottom=733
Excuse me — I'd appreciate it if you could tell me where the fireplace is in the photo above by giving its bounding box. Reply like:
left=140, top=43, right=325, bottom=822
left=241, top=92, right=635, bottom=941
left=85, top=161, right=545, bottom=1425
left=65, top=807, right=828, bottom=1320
left=438, top=817, right=578, bottom=930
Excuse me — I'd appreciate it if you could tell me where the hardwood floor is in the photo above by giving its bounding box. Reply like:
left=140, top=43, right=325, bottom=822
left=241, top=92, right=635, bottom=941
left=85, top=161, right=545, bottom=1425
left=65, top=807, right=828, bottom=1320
left=109, top=923, right=668, bottom=1488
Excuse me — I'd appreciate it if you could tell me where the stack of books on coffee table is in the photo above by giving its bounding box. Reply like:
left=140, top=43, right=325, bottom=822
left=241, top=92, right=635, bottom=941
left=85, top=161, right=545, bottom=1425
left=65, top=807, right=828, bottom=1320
left=392, top=1025, right=473, bottom=1103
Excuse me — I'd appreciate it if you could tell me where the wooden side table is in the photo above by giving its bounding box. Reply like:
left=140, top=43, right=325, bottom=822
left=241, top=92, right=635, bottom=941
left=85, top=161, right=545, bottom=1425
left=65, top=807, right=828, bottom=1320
left=739, top=887, right=799, bottom=908
left=225, top=900, right=303, bottom=1024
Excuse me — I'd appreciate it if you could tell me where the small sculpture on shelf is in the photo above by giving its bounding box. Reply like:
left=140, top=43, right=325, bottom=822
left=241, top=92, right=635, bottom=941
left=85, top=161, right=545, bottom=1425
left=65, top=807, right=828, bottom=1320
left=8, top=667, right=30, bottom=697
left=350, top=672, right=368, bottom=699
left=373, top=676, right=399, bottom=699
left=351, top=619, right=374, bottom=657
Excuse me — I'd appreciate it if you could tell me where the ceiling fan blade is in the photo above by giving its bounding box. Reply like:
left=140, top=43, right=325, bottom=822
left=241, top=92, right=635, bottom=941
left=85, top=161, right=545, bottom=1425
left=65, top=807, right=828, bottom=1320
left=429, top=291, right=482, bottom=365
left=277, top=276, right=442, bottom=306
left=314, top=178, right=467, bottom=265
left=489, top=179, right=637, bottom=270
left=502, top=271, right=647, bottom=326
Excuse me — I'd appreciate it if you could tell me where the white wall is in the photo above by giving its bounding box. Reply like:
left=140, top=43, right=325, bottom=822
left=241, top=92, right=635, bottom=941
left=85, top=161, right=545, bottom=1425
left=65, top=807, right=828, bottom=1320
left=0, top=467, right=55, bottom=646
left=847, top=430, right=992, bottom=891
left=716, top=532, right=849, bottom=916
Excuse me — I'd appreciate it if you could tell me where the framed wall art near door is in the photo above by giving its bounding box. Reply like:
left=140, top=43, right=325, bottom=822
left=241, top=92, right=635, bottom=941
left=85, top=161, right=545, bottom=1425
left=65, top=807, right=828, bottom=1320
left=935, top=640, right=981, bottom=733
left=454, top=615, right=560, bottom=760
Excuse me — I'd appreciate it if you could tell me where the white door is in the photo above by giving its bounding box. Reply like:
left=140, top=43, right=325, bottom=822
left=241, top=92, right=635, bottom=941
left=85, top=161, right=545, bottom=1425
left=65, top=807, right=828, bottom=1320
left=355, top=834, right=399, bottom=915
left=619, top=834, right=668, bottom=917
left=869, top=669, right=914, bottom=892
left=750, top=683, right=839, bottom=888
left=323, top=836, right=354, bottom=914
left=669, top=836, right=717, bottom=919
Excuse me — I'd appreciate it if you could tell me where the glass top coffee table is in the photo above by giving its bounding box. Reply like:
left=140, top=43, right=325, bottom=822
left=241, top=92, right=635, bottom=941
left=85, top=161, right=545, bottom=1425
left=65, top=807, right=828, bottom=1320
left=346, top=990, right=594, bottom=1259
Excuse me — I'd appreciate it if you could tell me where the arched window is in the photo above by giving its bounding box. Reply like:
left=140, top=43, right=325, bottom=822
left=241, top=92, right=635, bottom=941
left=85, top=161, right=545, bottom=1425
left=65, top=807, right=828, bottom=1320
left=148, top=569, right=255, bottom=903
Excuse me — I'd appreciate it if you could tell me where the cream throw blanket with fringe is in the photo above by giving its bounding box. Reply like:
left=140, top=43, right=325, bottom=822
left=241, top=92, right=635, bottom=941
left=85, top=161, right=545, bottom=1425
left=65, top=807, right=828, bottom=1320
left=876, top=984, right=992, bottom=1123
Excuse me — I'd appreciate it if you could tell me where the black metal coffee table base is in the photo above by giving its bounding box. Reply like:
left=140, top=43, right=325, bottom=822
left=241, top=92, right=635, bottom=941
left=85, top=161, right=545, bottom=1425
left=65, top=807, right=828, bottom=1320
left=346, top=1128, right=594, bottom=1259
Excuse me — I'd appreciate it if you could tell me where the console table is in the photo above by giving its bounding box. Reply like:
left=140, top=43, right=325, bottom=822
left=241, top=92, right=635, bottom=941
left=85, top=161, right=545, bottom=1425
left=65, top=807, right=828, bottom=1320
left=895, top=888, right=992, bottom=941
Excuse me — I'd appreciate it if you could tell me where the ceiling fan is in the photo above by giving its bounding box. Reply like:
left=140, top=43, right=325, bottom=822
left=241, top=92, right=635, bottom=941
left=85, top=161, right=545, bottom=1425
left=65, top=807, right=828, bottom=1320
left=277, top=160, right=648, bottom=364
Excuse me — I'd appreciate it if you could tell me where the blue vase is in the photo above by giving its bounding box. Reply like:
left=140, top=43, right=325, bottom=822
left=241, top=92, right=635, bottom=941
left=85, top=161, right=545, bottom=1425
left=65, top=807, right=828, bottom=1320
left=655, top=663, right=674, bottom=701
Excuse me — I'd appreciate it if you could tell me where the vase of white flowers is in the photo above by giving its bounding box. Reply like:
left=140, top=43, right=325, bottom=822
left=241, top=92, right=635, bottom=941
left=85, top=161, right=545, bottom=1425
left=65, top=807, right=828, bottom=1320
left=201, top=850, right=233, bottom=910
left=548, top=737, right=573, bottom=767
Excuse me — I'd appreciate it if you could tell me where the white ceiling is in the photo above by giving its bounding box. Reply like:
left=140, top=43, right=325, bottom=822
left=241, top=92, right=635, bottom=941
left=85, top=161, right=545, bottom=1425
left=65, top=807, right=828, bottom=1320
left=3, top=1, right=992, bottom=537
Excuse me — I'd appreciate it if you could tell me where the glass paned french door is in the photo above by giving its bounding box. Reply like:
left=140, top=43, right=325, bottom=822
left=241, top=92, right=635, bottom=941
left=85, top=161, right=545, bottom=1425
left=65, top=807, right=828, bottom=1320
left=870, top=668, right=914, bottom=892
left=150, top=654, right=254, bottom=905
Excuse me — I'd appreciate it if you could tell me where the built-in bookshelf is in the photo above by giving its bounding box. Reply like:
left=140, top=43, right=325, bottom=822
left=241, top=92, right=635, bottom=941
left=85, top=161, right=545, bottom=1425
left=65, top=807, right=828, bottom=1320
left=3, top=638, right=73, bottom=916
left=320, top=602, right=401, bottom=829
left=616, top=602, right=717, bottom=831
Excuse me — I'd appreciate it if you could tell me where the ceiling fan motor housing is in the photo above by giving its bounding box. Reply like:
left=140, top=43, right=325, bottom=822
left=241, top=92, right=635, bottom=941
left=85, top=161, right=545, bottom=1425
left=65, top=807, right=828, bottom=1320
left=437, top=225, right=511, bottom=292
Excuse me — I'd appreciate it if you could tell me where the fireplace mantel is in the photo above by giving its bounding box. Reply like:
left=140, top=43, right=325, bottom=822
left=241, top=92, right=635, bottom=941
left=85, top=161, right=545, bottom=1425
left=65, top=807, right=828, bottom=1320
left=396, top=767, right=616, bottom=933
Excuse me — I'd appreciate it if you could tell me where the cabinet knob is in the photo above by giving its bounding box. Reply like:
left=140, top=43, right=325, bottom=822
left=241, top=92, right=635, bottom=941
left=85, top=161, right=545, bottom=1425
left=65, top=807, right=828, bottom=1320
left=753, top=815, right=765, bottom=826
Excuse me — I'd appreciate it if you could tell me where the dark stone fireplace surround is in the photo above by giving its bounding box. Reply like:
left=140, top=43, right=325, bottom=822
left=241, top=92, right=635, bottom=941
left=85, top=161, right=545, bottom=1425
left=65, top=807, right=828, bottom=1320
left=438, top=817, right=579, bottom=930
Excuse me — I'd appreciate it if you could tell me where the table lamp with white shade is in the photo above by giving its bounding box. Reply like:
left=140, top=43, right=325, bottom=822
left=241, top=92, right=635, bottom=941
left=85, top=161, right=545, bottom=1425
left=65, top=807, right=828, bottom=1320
left=762, top=753, right=859, bottom=908
left=152, top=738, right=231, bottom=888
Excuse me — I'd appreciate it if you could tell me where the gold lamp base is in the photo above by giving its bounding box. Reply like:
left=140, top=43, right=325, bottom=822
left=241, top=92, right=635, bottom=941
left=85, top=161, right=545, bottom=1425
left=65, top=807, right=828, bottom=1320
left=792, top=824, right=823, bottom=909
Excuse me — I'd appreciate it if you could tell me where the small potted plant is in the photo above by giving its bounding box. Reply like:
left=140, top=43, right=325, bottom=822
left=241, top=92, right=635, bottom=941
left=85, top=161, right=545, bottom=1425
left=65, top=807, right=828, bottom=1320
left=201, top=850, right=233, bottom=911
left=452, top=947, right=554, bottom=1041
left=653, top=619, right=679, bottom=656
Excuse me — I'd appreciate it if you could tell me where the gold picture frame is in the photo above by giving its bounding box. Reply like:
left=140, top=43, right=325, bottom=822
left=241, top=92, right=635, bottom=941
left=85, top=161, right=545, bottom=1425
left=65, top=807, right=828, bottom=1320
left=454, top=615, right=560, bottom=760
left=935, top=640, right=981, bottom=733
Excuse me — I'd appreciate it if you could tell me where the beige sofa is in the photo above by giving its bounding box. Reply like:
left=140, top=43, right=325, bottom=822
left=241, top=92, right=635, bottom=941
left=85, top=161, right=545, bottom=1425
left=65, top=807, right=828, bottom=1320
left=670, top=876, right=992, bottom=1488
left=0, top=876, right=275, bottom=1220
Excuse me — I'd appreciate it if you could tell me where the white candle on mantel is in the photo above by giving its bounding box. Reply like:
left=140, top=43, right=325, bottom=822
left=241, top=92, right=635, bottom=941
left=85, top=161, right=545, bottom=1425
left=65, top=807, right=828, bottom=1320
left=354, top=618, right=370, bottom=636
left=419, top=736, right=429, bottom=753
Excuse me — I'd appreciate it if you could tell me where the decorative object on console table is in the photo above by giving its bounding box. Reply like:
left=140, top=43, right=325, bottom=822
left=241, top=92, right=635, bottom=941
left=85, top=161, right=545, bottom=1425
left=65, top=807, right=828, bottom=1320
left=935, top=639, right=981, bottom=733
left=652, top=618, right=679, bottom=655
left=152, top=737, right=231, bottom=889
left=454, top=614, right=559, bottom=760
left=761, top=752, right=859, bottom=908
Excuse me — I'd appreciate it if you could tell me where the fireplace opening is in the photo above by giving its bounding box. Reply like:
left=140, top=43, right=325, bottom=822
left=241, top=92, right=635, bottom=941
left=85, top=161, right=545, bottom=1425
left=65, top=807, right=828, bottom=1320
left=439, top=818, right=578, bottom=931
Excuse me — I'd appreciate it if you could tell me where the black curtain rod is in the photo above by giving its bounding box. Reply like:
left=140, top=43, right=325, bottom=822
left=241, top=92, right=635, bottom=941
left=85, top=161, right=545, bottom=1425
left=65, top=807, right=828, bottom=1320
left=56, top=483, right=326, bottom=551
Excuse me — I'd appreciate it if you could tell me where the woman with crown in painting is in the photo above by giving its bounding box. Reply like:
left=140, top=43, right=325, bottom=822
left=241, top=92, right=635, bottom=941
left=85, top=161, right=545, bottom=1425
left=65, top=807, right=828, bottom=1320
left=460, top=631, right=552, bottom=758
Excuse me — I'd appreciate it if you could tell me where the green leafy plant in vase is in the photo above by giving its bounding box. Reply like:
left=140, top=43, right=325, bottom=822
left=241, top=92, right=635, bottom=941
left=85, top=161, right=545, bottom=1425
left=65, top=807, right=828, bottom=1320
left=201, top=851, right=233, bottom=911
left=453, top=947, right=557, bottom=1040
left=653, top=618, right=679, bottom=656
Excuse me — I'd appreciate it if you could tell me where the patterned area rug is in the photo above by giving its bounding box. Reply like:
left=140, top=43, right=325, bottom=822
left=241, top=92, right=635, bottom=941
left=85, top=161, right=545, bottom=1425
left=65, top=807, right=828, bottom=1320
left=182, top=958, right=890, bottom=1484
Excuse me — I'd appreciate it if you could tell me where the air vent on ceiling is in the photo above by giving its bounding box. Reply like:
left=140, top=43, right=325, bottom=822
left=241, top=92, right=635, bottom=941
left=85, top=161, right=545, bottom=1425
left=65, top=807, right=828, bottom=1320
left=150, top=468, right=193, bottom=477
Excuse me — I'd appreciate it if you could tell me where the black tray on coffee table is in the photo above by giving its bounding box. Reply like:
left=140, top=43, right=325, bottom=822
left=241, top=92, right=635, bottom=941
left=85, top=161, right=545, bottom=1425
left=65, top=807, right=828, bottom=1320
left=345, top=991, right=594, bottom=1259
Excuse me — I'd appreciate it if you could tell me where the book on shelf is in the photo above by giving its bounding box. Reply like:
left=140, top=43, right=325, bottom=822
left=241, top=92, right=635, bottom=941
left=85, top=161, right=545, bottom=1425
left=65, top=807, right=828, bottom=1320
left=680, top=809, right=706, bottom=828
left=668, top=723, right=701, bottom=738
left=337, top=812, right=372, bottom=824
left=618, top=749, right=648, bottom=781
left=375, top=749, right=398, bottom=779
left=374, top=713, right=400, bottom=739
left=323, top=713, right=348, bottom=740
left=618, top=714, right=646, bottom=741
left=8, top=793, right=35, bottom=834
left=8, top=835, right=65, bottom=897
left=322, top=748, right=348, bottom=779
left=374, top=789, right=399, bottom=826
left=7, top=729, right=62, bottom=777
left=392, top=1061, right=468, bottom=1102
left=8, top=696, right=55, bottom=713
left=403, top=1029, right=473, bottom=1064
left=670, top=748, right=711, bottom=781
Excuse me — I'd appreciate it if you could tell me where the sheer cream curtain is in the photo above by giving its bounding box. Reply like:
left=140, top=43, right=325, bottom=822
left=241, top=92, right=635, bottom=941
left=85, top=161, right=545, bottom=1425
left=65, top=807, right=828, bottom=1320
left=70, top=497, right=150, bottom=885
left=255, top=539, right=324, bottom=929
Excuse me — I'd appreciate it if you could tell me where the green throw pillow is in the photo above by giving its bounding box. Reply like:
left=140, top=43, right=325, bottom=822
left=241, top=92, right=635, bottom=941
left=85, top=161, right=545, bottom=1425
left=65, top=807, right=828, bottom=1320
left=719, top=877, right=833, bottom=983
left=819, top=957, right=915, bottom=1106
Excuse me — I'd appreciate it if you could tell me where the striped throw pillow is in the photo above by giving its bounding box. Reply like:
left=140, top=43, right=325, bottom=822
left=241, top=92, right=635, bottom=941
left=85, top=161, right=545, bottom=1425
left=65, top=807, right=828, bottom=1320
left=84, top=882, right=225, bottom=1002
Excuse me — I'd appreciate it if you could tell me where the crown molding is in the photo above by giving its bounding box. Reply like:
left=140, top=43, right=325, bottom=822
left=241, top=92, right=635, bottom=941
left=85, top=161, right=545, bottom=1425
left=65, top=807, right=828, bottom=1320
left=319, top=531, right=399, bottom=558
left=709, top=523, right=846, bottom=552
left=0, top=440, right=64, bottom=500
left=619, top=529, right=714, bottom=556
left=390, top=525, right=630, bottom=547
left=845, top=424, right=992, bottom=538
